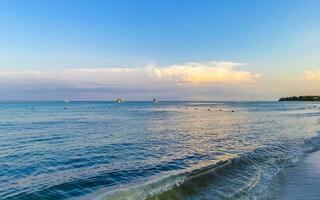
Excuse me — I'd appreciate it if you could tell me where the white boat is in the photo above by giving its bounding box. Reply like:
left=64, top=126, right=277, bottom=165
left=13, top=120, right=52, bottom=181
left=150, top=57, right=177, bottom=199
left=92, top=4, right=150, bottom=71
left=116, top=98, right=124, bottom=103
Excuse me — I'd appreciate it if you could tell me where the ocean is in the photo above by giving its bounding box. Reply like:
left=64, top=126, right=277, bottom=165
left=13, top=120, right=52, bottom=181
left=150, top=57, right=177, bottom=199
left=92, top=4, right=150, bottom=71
left=0, top=101, right=319, bottom=200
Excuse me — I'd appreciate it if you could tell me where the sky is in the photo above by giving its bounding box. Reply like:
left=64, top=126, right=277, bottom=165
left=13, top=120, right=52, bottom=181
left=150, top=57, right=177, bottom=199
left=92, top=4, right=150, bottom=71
left=0, top=0, right=319, bottom=100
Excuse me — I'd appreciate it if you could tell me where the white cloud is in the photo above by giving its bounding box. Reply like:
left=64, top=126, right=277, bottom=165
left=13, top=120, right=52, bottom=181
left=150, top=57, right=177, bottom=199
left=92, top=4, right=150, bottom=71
left=0, top=61, right=260, bottom=88
left=2, top=61, right=320, bottom=100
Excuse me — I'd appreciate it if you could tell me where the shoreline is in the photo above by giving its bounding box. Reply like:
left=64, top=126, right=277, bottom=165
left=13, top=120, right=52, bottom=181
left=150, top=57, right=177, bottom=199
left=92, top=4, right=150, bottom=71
left=277, top=150, right=320, bottom=199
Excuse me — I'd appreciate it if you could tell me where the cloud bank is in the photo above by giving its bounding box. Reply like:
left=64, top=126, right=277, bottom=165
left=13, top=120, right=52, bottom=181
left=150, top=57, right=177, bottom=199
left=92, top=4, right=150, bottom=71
left=0, top=61, right=262, bottom=100
left=0, top=61, right=319, bottom=100
left=0, top=61, right=259, bottom=88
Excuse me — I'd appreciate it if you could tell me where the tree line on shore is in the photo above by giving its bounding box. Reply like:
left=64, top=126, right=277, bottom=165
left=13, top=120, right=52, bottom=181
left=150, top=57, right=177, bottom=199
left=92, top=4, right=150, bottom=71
left=279, top=96, right=320, bottom=101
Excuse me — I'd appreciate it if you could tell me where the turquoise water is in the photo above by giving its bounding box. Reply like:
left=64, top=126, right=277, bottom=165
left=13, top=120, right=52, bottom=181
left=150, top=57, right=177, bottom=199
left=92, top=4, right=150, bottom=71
left=0, top=101, right=319, bottom=200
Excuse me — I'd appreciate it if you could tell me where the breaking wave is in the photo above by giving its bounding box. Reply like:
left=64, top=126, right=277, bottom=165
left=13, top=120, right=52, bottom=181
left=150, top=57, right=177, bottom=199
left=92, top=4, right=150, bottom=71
left=95, top=134, right=320, bottom=200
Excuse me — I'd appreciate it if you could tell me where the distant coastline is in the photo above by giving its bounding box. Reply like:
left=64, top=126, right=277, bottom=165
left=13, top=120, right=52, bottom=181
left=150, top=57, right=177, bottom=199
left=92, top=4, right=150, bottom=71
left=279, top=96, right=320, bottom=101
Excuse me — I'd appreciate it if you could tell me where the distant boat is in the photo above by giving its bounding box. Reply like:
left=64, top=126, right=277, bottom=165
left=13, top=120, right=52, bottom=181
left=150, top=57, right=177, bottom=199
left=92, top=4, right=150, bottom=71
left=64, top=100, right=70, bottom=103
left=116, top=98, right=124, bottom=103
left=153, top=98, right=158, bottom=103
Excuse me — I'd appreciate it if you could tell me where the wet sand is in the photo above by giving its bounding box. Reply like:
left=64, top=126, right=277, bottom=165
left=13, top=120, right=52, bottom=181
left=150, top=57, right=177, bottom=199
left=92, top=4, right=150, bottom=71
left=278, top=150, right=320, bottom=200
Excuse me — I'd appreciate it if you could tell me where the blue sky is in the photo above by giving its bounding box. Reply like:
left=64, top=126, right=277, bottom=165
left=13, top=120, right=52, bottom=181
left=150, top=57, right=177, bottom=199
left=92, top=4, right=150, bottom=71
left=0, top=0, right=319, bottom=100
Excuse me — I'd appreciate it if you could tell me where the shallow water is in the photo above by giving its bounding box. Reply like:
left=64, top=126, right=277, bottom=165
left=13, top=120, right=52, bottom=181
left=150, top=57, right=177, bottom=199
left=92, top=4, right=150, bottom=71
left=277, top=150, right=320, bottom=200
left=0, top=101, right=319, bottom=200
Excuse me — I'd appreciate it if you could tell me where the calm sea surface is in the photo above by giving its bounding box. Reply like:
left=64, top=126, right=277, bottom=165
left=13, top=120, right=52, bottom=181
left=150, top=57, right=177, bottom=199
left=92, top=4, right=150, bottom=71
left=0, top=101, right=319, bottom=200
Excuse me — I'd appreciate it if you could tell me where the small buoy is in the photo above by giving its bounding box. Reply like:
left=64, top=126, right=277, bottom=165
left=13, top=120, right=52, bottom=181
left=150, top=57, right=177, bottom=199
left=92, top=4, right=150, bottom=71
left=64, top=107, right=67, bottom=109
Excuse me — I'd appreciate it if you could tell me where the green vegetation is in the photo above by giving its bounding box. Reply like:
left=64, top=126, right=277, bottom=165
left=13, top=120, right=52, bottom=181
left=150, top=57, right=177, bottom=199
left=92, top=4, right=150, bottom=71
left=279, top=96, right=320, bottom=101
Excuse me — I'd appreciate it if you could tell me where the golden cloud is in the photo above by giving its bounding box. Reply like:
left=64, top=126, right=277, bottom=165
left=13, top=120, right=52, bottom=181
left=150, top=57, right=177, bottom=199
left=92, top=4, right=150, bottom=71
left=0, top=61, right=260, bottom=87
left=303, top=70, right=320, bottom=81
